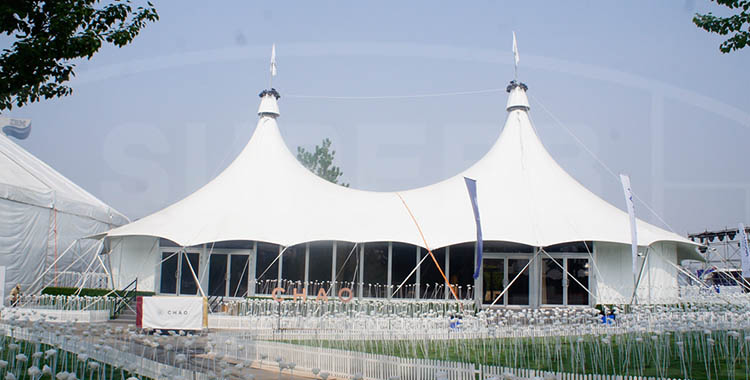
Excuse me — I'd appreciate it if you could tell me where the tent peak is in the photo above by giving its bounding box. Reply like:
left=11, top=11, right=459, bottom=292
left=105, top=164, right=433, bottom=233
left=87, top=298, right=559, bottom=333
left=506, top=80, right=530, bottom=112
left=258, top=88, right=280, bottom=117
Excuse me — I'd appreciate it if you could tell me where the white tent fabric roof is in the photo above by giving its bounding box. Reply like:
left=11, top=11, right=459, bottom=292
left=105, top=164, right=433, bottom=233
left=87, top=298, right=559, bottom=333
left=0, top=133, right=128, bottom=225
left=104, top=84, right=699, bottom=261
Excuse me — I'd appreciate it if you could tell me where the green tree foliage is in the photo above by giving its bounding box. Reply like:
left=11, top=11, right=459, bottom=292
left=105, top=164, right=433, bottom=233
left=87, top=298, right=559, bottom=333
left=693, top=0, right=750, bottom=52
left=0, top=0, right=159, bottom=112
left=296, top=138, right=349, bottom=187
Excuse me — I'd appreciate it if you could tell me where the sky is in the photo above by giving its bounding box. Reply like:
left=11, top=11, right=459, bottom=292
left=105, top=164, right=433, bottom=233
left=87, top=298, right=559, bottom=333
left=4, top=1, right=750, bottom=237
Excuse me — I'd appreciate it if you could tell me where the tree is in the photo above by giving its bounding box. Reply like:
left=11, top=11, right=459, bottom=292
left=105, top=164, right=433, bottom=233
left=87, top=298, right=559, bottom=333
left=0, top=0, right=159, bottom=112
left=296, top=138, right=349, bottom=187
left=693, top=0, right=750, bottom=53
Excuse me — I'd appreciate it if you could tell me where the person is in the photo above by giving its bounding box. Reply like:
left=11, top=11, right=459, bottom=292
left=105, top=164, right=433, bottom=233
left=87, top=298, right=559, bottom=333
left=10, top=284, right=21, bottom=306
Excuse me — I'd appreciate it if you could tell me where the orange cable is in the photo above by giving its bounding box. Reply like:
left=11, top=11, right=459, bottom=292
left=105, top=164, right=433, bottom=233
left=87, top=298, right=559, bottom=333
left=395, top=193, right=461, bottom=304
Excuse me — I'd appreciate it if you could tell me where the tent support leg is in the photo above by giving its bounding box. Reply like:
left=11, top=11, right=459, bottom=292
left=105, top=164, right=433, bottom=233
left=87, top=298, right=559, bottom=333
left=489, top=250, right=541, bottom=307
left=184, top=250, right=206, bottom=298
left=28, top=239, right=78, bottom=295
left=629, top=248, right=651, bottom=305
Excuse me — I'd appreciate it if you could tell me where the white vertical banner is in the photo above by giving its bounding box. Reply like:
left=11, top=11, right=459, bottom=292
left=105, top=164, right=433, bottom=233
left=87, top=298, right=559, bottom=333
left=619, top=174, right=638, bottom=284
left=738, top=223, right=750, bottom=278
left=270, top=44, right=277, bottom=77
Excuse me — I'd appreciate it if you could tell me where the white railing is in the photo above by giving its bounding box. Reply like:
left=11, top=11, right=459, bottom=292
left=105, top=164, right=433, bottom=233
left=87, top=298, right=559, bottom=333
left=216, top=340, right=477, bottom=380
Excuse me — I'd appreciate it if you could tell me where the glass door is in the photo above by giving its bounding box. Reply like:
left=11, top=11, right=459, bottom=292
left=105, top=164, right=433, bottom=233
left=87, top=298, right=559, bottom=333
left=179, top=252, right=200, bottom=295
left=160, top=252, right=178, bottom=294
left=208, top=254, right=228, bottom=297
left=540, top=257, right=590, bottom=306
left=229, top=255, right=250, bottom=297
left=482, top=257, right=530, bottom=306
left=541, top=258, right=564, bottom=305
left=507, top=258, right=530, bottom=305
left=482, top=259, right=504, bottom=304
left=567, top=258, right=590, bottom=305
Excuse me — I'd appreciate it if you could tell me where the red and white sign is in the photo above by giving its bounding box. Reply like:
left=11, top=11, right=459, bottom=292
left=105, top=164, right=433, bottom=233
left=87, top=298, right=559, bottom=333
left=136, top=296, right=206, bottom=330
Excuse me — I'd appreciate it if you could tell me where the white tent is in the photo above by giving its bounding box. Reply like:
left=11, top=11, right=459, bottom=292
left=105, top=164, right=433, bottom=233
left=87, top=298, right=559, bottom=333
left=103, top=82, right=700, bottom=304
left=0, top=133, right=129, bottom=297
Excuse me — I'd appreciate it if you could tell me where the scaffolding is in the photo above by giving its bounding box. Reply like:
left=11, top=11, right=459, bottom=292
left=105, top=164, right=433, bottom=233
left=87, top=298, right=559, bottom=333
left=685, top=226, right=749, bottom=277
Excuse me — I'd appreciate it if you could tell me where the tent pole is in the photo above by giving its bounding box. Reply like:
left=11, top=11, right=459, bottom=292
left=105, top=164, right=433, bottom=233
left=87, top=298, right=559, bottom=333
left=395, top=192, right=460, bottom=303
left=391, top=250, right=430, bottom=297
left=540, top=249, right=599, bottom=303
left=46, top=241, right=102, bottom=292
left=183, top=250, right=206, bottom=298
left=629, top=247, right=651, bottom=305
left=106, top=251, right=115, bottom=290
left=330, top=241, right=337, bottom=296
left=255, top=245, right=289, bottom=287
left=386, top=242, right=392, bottom=300
left=95, top=253, right=113, bottom=288
left=659, top=252, right=735, bottom=305
left=74, top=248, right=101, bottom=295
left=54, top=208, right=58, bottom=286
left=233, top=255, right=250, bottom=297
left=489, top=250, right=540, bottom=307
left=197, top=242, right=216, bottom=295
left=27, top=239, right=78, bottom=295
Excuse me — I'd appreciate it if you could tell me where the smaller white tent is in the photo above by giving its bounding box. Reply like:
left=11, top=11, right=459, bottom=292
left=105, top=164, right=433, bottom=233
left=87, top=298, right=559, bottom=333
left=0, top=132, right=129, bottom=297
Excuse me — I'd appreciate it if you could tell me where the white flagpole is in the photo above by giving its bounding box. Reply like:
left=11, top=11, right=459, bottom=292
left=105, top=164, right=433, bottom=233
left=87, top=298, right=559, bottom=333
left=619, top=174, right=639, bottom=292
left=269, top=43, right=277, bottom=88
left=512, top=32, right=519, bottom=80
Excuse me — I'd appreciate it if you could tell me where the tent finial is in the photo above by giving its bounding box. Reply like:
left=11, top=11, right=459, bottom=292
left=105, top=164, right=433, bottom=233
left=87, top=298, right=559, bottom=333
left=505, top=80, right=529, bottom=112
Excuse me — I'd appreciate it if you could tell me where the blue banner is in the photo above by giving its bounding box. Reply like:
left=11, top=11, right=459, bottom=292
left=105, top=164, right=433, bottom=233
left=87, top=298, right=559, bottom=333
left=464, top=177, right=483, bottom=280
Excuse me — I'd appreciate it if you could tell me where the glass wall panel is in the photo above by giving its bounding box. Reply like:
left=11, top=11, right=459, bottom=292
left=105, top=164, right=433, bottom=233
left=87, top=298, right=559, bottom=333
left=308, top=242, right=333, bottom=295
left=507, top=258, right=529, bottom=305
left=335, top=242, right=358, bottom=291
left=482, top=258, right=504, bottom=304
left=229, top=255, right=249, bottom=297
left=420, top=248, right=446, bottom=299
left=449, top=243, right=475, bottom=300
left=567, top=258, right=590, bottom=305
left=256, top=242, right=279, bottom=294
left=282, top=245, right=306, bottom=293
left=541, top=258, right=563, bottom=305
left=160, top=252, right=178, bottom=294
left=208, top=254, right=228, bottom=297
left=180, top=252, right=200, bottom=295
left=363, top=243, right=388, bottom=298
left=391, top=243, right=416, bottom=298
